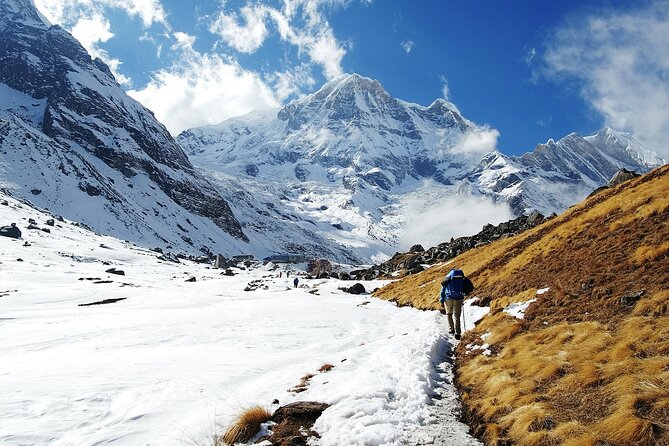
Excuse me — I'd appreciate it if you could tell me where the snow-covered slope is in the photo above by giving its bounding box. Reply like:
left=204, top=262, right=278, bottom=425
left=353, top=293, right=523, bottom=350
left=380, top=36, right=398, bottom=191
left=179, top=74, right=664, bottom=262
left=0, top=192, right=484, bottom=446
left=0, top=0, right=246, bottom=256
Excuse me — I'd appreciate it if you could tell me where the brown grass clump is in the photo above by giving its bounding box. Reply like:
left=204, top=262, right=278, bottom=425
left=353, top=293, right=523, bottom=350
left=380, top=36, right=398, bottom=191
left=373, top=165, right=669, bottom=445
left=217, top=405, right=272, bottom=445
left=318, top=363, right=334, bottom=373
left=289, top=373, right=315, bottom=394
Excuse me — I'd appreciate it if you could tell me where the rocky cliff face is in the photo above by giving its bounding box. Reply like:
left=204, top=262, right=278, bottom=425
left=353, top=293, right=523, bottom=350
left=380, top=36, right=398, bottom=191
left=0, top=0, right=246, bottom=254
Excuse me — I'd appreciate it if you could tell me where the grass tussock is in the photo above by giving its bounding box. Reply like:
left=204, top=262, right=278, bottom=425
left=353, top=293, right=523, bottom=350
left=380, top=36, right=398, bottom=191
left=318, top=363, right=334, bottom=373
left=373, top=165, right=669, bottom=445
left=217, top=405, right=272, bottom=446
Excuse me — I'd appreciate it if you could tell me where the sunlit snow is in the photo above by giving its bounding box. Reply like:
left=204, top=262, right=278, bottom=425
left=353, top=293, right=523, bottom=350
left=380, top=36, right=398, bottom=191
left=0, top=194, right=484, bottom=445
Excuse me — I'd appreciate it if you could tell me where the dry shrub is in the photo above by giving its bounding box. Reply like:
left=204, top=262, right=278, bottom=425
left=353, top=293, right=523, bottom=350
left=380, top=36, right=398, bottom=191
left=289, top=373, right=315, bottom=393
left=218, top=405, right=272, bottom=446
left=318, top=363, right=334, bottom=373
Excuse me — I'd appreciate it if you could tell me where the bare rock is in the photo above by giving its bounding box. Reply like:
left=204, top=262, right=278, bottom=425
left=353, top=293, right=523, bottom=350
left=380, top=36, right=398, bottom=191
left=105, top=268, right=125, bottom=276
left=345, top=283, right=366, bottom=295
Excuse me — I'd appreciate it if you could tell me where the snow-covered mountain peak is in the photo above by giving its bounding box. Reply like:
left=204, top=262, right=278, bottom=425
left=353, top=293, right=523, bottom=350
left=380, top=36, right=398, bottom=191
left=180, top=68, right=664, bottom=262
left=318, top=73, right=385, bottom=95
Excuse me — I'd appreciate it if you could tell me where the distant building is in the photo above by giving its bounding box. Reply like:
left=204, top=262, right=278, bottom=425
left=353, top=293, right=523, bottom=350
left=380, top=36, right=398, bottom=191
left=270, top=254, right=306, bottom=263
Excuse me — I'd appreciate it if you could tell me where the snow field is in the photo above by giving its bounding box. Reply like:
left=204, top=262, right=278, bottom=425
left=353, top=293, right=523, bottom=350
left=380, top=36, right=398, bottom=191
left=0, top=195, right=481, bottom=445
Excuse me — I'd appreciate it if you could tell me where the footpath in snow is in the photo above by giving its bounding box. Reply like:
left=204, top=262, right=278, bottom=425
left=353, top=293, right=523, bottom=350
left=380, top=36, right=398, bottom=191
left=0, top=194, right=485, bottom=445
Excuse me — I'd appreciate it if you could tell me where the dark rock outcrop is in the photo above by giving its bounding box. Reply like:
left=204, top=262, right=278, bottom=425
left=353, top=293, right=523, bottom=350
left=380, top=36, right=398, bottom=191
left=610, top=168, right=641, bottom=187
left=263, top=402, right=330, bottom=446
left=0, top=222, right=21, bottom=238
left=105, top=268, right=125, bottom=276
left=359, top=212, right=552, bottom=278
left=345, top=283, right=366, bottom=295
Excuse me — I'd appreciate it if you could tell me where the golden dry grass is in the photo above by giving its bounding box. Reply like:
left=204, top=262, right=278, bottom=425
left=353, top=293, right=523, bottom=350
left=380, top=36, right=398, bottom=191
left=374, top=165, right=669, bottom=445
left=217, top=405, right=272, bottom=446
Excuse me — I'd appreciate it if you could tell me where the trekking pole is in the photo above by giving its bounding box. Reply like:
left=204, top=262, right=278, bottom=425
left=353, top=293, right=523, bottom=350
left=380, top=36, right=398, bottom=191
left=462, top=302, right=467, bottom=334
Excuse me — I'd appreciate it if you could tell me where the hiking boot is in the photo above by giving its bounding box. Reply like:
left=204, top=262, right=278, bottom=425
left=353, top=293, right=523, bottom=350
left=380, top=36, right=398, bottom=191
left=448, top=329, right=455, bottom=335
left=454, top=333, right=461, bottom=340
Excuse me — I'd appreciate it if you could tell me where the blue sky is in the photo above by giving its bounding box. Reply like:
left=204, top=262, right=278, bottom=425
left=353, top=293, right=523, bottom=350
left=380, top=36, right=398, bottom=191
left=33, top=0, right=669, bottom=157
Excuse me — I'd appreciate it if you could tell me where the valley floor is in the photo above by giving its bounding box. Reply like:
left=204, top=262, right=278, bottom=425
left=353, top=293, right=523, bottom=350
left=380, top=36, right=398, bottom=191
left=0, top=195, right=485, bottom=445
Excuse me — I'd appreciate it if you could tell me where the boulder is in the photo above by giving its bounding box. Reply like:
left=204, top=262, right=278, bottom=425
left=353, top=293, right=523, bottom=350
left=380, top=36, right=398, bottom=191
left=105, top=268, right=125, bottom=276
left=609, top=168, right=640, bottom=188
left=46, top=219, right=55, bottom=226
left=409, top=244, right=425, bottom=253
left=185, top=277, right=197, bottom=282
left=158, top=253, right=181, bottom=263
left=345, top=283, right=366, bottom=295
left=408, top=265, right=424, bottom=274
left=0, top=223, right=21, bottom=239
left=317, top=271, right=330, bottom=279
left=526, top=210, right=543, bottom=225
left=272, top=402, right=330, bottom=425
left=339, top=272, right=351, bottom=281
left=620, top=290, right=644, bottom=306
left=264, top=401, right=330, bottom=446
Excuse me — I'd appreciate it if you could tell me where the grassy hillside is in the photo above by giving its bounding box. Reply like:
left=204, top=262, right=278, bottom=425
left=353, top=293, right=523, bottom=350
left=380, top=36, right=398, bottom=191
left=374, top=165, right=669, bottom=445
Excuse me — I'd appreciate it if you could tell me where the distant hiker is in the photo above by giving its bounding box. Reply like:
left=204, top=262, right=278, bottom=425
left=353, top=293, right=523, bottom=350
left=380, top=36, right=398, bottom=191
left=439, top=268, right=474, bottom=340
left=293, top=277, right=299, bottom=288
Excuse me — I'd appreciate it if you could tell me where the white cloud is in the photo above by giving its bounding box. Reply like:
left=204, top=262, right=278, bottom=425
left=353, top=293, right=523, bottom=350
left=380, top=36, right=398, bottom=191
left=401, top=39, right=414, bottom=54
left=267, top=65, right=316, bottom=100
left=401, top=194, right=513, bottom=249
left=439, top=75, right=450, bottom=100
left=209, top=5, right=269, bottom=53
left=70, top=15, right=131, bottom=85
left=209, top=0, right=350, bottom=79
left=451, top=127, right=500, bottom=155
left=173, top=31, right=196, bottom=49
left=34, top=0, right=170, bottom=85
left=525, top=47, right=536, bottom=65
left=34, top=0, right=168, bottom=28
left=307, top=29, right=345, bottom=78
left=544, top=0, right=669, bottom=156
left=71, top=14, right=114, bottom=50
left=128, top=39, right=280, bottom=135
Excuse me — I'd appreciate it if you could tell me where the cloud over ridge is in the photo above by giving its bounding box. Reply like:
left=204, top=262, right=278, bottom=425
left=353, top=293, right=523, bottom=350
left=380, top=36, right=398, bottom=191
left=544, top=0, right=669, bottom=157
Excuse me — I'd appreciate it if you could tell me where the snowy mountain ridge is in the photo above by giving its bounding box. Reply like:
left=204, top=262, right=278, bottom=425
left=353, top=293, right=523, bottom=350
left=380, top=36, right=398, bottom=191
left=179, top=74, right=664, bottom=262
left=0, top=0, right=248, bottom=256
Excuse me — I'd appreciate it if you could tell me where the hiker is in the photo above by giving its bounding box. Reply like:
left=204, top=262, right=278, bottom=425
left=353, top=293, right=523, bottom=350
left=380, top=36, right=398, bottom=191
left=293, top=277, right=299, bottom=288
left=439, top=268, right=474, bottom=340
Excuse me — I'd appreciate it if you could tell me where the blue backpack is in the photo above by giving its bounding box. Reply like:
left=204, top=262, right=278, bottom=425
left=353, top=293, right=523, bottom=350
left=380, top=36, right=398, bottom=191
left=441, top=269, right=474, bottom=301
